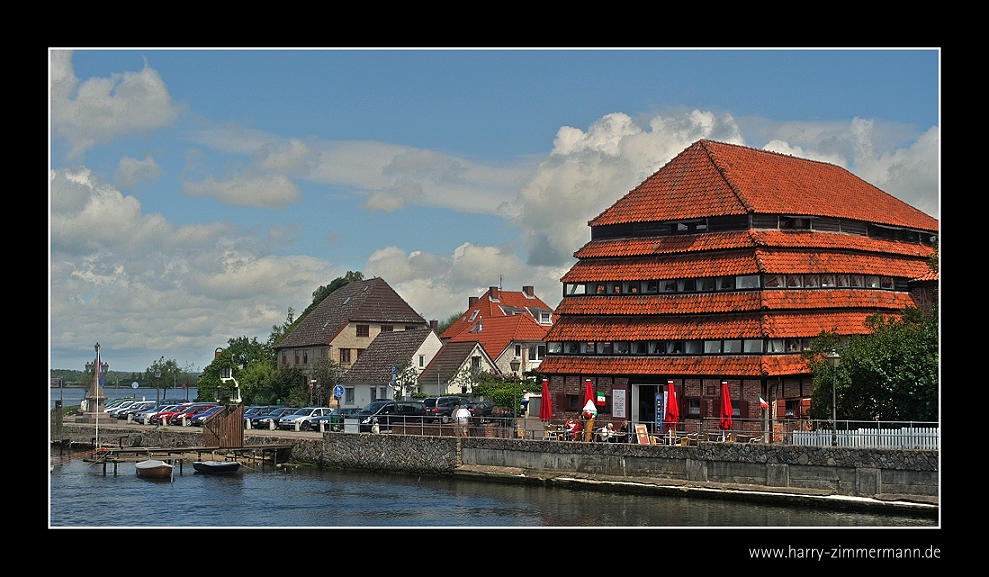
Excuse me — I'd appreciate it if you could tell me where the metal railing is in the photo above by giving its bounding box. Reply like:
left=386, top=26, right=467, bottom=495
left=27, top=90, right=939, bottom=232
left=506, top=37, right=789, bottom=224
left=271, top=413, right=941, bottom=450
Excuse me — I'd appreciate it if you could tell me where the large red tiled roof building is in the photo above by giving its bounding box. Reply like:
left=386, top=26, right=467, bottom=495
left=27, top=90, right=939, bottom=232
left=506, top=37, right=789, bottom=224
left=539, top=139, right=938, bottom=435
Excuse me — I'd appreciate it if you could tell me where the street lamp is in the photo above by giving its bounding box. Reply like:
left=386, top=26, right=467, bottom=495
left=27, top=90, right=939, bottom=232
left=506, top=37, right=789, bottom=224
left=155, top=369, right=161, bottom=404
left=826, top=350, right=840, bottom=447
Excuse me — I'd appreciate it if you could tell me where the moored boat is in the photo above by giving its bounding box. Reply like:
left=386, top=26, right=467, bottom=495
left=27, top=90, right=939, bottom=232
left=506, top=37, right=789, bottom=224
left=193, top=461, right=241, bottom=475
left=135, top=459, right=174, bottom=479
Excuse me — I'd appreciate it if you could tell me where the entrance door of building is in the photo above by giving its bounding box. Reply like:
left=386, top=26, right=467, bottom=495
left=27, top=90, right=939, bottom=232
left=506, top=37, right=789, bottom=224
left=631, top=384, right=659, bottom=433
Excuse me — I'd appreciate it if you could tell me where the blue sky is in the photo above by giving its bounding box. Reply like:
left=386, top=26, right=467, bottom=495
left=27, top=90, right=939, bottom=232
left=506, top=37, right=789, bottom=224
left=50, top=48, right=940, bottom=373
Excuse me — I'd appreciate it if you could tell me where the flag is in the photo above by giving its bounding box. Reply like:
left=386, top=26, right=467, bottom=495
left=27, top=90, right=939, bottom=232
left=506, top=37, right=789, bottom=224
left=97, top=350, right=105, bottom=388
left=758, top=395, right=769, bottom=409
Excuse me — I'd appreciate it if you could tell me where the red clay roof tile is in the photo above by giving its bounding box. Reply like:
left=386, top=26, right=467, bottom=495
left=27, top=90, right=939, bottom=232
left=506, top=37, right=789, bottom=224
left=589, top=140, right=939, bottom=231
left=554, top=289, right=917, bottom=316
left=539, top=354, right=810, bottom=377
left=439, top=287, right=553, bottom=340
left=575, top=230, right=936, bottom=259
left=546, top=310, right=878, bottom=341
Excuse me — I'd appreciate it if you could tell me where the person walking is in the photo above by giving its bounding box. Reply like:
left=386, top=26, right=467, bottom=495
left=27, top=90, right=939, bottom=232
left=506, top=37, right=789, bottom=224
left=455, top=405, right=472, bottom=437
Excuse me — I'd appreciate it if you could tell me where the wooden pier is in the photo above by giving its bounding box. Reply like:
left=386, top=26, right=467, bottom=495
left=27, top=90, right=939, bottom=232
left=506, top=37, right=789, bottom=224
left=78, top=443, right=294, bottom=476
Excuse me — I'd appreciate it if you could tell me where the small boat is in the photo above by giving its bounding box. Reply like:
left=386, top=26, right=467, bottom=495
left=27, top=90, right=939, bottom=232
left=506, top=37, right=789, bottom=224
left=135, top=459, right=174, bottom=479
left=193, top=461, right=241, bottom=475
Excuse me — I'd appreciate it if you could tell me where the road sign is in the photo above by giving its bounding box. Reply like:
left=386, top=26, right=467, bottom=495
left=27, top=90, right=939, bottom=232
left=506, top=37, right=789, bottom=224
left=333, top=385, right=344, bottom=398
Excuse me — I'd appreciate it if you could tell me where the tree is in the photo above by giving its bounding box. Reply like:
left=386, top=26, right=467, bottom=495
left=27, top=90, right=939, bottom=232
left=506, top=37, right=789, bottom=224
left=143, top=357, right=183, bottom=399
left=268, top=271, right=365, bottom=348
left=808, top=307, right=938, bottom=422
left=435, top=312, right=463, bottom=335
left=471, top=371, right=541, bottom=417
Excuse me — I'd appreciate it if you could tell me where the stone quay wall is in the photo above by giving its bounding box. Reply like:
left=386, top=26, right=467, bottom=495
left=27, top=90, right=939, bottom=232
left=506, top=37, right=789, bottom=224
left=54, top=424, right=938, bottom=499
left=457, top=438, right=938, bottom=498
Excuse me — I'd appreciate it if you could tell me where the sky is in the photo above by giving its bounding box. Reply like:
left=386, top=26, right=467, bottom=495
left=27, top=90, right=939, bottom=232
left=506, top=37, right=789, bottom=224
left=49, top=48, right=940, bottom=373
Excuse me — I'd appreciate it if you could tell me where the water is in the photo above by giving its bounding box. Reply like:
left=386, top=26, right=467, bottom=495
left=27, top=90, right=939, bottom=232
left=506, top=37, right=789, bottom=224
left=49, top=450, right=936, bottom=528
left=51, top=387, right=198, bottom=409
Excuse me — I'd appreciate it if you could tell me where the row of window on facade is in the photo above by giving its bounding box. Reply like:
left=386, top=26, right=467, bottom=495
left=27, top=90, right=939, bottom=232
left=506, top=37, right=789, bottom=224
left=547, top=337, right=819, bottom=356
left=563, top=274, right=903, bottom=297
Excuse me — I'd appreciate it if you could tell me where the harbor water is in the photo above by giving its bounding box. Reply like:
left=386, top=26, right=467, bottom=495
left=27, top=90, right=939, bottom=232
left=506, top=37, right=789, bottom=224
left=49, top=387, right=937, bottom=529
left=49, top=450, right=936, bottom=528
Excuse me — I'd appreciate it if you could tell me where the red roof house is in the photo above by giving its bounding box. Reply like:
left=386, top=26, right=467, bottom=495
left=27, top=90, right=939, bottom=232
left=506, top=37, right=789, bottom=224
left=540, top=139, right=938, bottom=433
left=440, top=285, right=554, bottom=376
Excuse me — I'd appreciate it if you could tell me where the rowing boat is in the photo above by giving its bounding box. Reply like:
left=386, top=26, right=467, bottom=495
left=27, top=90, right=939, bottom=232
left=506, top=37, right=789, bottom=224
left=135, top=459, right=174, bottom=479
left=193, top=461, right=241, bottom=475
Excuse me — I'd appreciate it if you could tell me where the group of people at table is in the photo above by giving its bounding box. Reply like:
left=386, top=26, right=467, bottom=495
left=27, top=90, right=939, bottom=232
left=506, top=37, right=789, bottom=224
left=553, top=418, right=628, bottom=442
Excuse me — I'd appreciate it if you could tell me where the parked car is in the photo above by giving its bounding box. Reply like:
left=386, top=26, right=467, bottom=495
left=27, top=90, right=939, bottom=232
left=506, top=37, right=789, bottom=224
left=465, top=401, right=496, bottom=423
left=106, top=400, right=141, bottom=417
left=169, top=403, right=219, bottom=425
left=422, top=396, right=471, bottom=423
left=115, top=400, right=157, bottom=419
left=309, top=409, right=343, bottom=431
left=119, top=400, right=165, bottom=420
left=150, top=402, right=198, bottom=425
left=190, top=405, right=225, bottom=426
left=249, top=407, right=296, bottom=429
left=355, top=400, right=427, bottom=432
left=277, top=407, right=335, bottom=431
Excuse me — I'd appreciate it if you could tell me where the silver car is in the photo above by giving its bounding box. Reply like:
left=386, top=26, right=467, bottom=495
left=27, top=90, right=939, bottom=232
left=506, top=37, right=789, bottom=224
left=277, top=407, right=334, bottom=431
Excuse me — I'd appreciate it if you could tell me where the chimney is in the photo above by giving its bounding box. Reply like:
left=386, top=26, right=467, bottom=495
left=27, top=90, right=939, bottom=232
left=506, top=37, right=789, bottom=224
left=469, top=296, right=479, bottom=308
left=489, top=286, right=499, bottom=300
left=430, top=319, right=438, bottom=333
left=522, top=285, right=534, bottom=297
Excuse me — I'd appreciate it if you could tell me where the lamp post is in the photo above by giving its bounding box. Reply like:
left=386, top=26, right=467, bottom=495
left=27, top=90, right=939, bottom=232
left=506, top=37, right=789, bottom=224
left=155, top=368, right=161, bottom=404
left=509, top=359, right=522, bottom=435
left=826, top=350, right=840, bottom=447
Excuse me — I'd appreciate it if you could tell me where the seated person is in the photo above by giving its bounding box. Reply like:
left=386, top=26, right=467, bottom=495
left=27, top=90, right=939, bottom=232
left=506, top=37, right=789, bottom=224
left=599, top=422, right=615, bottom=442
left=617, top=421, right=630, bottom=443
left=566, top=420, right=583, bottom=440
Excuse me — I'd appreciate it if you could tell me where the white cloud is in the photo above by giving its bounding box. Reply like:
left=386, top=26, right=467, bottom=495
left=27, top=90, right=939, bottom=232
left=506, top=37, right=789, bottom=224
left=50, top=50, right=183, bottom=158
left=513, top=110, right=745, bottom=267
left=50, top=167, right=340, bottom=371
left=115, top=156, right=163, bottom=190
left=181, top=171, right=302, bottom=209
left=362, top=243, right=564, bottom=323
left=188, top=127, right=534, bottom=214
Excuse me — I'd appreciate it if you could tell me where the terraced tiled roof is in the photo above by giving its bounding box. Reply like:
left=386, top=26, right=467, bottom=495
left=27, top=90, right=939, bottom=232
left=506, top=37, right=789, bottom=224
left=589, top=140, right=939, bottom=231
left=575, top=230, right=937, bottom=259
left=553, top=290, right=917, bottom=316
left=546, top=310, right=878, bottom=341
left=539, top=354, right=810, bottom=378
left=276, top=278, right=426, bottom=349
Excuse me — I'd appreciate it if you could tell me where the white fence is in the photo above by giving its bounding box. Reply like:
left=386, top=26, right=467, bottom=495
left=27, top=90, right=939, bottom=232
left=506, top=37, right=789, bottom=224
left=791, top=426, right=939, bottom=450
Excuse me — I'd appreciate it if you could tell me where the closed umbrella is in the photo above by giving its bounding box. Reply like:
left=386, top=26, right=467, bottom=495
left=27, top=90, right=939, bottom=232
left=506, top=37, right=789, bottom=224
left=719, top=380, right=733, bottom=440
left=664, top=380, right=680, bottom=433
left=582, top=379, right=596, bottom=441
left=539, top=378, right=552, bottom=421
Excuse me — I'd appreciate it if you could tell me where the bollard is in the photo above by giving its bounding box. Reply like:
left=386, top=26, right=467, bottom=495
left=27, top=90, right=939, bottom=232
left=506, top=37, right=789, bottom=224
left=128, top=414, right=133, bottom=424
left=144, top=415, right=150, bottom=425
left=319, top=421, right=325, bottom=433
left=294, top=420, right=300, bottom=432
left=245, top=419, right=251, bottom=430
left=181, top=416, right=187, bottom=427
left=270, top=419, right=275, bottom=431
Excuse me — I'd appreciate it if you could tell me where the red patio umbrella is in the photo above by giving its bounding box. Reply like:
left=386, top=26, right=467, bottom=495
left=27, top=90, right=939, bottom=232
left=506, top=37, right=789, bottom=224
left=539, top=378, right=552, bottom=421
left=583, top=378, right=595, bottom=408
left=582, top=379, right=597, bottom=441
left=719, top=380, right=733, bottom=431
left=664, top=380, right=680, bottom=429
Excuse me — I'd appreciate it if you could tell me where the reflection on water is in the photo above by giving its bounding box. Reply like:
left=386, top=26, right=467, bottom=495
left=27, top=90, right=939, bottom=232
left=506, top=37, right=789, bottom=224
left=49, top=451, right=936, bottom=528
